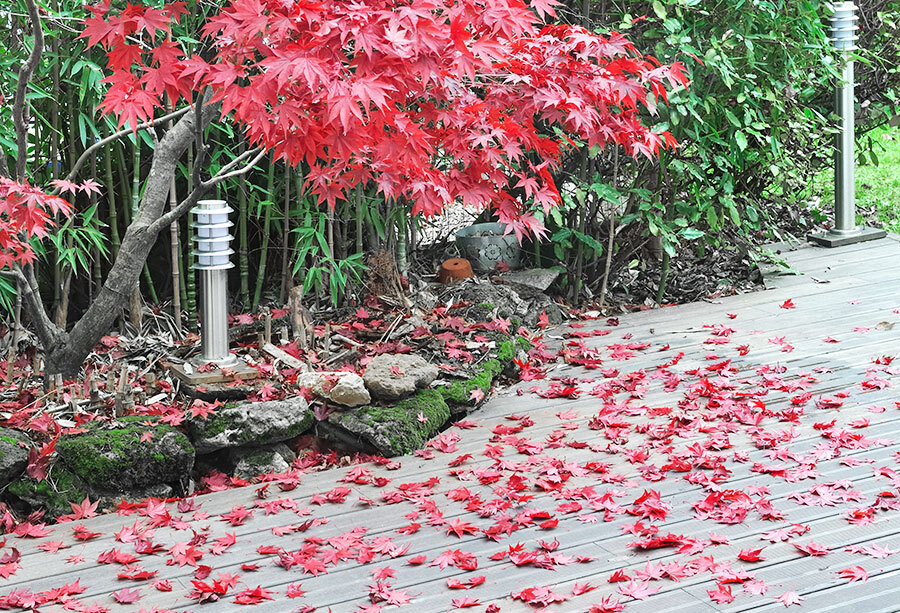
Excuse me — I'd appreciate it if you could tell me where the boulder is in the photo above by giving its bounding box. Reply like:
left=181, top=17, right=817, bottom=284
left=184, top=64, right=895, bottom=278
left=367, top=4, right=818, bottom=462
left=8, top=464, right=174, bottom=518
left=297, top=371, right=370, bottom=407
left=56, top=417, right=194, bottom=491
left=187, top=397, right=313, bottom=454
left=363, top=354, right=438, bottom=401
left=7, top=465, right=90, bottom=517
left=0, top=428, right=30, bottom=488
left=324, top=388, right=449, bottom=457
left=223, top=443, right=296, bottom=479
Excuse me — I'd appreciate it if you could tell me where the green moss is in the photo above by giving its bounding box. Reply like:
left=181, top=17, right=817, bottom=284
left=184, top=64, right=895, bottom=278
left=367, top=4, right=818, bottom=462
left=440, top=339, right=517, bottom=408
left=477, top=302, right=496, bottom=310
left=0, top=435, right=21, bottom=445
left=515, top=335, right=533, bottom=352
left=56, top=418, right=193, bottom=489
left=332, top=389, right=450, bottom=456
left=8, top=465, right=89, bottom=515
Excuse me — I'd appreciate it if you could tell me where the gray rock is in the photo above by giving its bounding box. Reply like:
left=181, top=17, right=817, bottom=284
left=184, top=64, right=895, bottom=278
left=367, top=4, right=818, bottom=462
left=187, top=397, right=313, bottom=454
left=324, top=389, right=450, bottom=457
left=499, top=268, right=560, bottom=292
left=297, top=371, right=370, bottom=407
left=224, top=443, right=295, bottom=479
left=56, top=417, right=195, bottom=490
left=363, top=354, right=438, bottom=400
left=0, top=428, right=30, bottom=488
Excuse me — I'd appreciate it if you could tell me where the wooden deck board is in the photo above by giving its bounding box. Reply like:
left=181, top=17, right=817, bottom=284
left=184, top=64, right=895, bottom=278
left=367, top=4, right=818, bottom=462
left=11, top=237, right=900, bottom=612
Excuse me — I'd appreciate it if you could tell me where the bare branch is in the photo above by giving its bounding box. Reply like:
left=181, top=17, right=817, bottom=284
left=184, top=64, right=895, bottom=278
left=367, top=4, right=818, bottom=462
left=3, top=264, right=65, bottom=350
left=12, top=0, right=45, bottom=181
left=61, top=107, right=191, bottom=187
left=148, top=148, right=266, bottom=235
left=207, top=147, right=262, bottom=180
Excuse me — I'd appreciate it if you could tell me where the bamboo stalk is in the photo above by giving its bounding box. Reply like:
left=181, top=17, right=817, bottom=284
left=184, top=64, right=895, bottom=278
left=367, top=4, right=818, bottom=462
left=280, top=164, right=291, bottom=303
left=168, top=119, right=183, bottom=336
left=50, top=52, right=62, bottom=317
left=90, top=151, right=101, bottom=296
left=104, top=131, right=121, bottom=259
left=129, top=140, right=143, bottom=331
left=238, top=154, right=250, bottom=307
left=5, top=292, right=22, bottom=383
left=356, top=186, right=363, bottom=254
left=598, top=148, right=619, bottom=307
left=184, top=145, right=197, bottom=330
left=252, top=159, right=275, bottom=310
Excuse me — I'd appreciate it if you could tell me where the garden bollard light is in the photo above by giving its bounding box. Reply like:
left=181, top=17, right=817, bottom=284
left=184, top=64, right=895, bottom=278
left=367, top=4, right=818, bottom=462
left=192, top=199, right=238, bottom=367
left=810, top=1, right=886, bottom=247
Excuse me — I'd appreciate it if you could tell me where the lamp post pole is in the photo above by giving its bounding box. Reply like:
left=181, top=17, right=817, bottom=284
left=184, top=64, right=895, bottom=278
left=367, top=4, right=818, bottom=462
left=192, top=199, right=238, bottom=367
left=810, top=1, right=885, bottom=247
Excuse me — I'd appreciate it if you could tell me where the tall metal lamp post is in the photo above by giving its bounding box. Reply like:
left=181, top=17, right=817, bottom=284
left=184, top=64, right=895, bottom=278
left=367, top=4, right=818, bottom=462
left=810, top=1, right=886, bottom=247
left=192, top=199, right=238, bottom=368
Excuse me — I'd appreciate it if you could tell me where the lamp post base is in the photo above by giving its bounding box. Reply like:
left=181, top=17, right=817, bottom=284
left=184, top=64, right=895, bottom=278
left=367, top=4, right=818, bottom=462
left=166, top=358, right=259, bottom=385
left=808, top=226, right=886, bottom=248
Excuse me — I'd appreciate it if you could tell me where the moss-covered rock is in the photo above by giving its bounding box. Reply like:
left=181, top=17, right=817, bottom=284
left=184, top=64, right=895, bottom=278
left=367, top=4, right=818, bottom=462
left=324, top=388, right=450, bottom=457
left=7, top=465, right=90, bottom=517
left=56, top=417, right=194, bottom=490
left=187, top=397, right=314, bottom=454
left=0, top=428, right=30, bottom=488
left=7, top=463, right=175, bottom=518
left=439, top=339, right=518, bottom=410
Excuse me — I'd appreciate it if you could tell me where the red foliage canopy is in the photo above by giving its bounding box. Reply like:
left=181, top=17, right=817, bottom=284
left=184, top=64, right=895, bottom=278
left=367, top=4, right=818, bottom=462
left=82, top=0, right=688, bottom=237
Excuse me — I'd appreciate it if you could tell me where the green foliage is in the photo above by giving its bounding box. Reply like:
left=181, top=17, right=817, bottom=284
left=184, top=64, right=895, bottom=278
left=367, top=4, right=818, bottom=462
left=41, top=204, right=109, bottom=276
left=290, top=204, right=367, bottom=306
left=614, top=0, right=837, bottom=235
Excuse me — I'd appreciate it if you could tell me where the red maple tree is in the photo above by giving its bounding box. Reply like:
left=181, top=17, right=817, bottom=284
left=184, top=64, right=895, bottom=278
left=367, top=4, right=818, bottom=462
left=2, top=0, right=687, bottom=375
left=81, top=0, right=688, bottom=238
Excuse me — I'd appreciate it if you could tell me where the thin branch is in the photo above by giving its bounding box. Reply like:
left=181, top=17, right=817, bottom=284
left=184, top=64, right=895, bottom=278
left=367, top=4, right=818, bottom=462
left=148, top=148, right=266, bottom=234
left=61, top=107, right=191, bottom=187
left=2, top=264, right=64, bottom=350
left=209, top=147, right=262, bottom=180
left=12, top=0, right=44, bottom=181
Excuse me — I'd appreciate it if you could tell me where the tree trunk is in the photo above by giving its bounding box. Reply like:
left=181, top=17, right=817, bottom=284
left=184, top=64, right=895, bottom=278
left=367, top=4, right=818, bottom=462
left=33, top=107, right=204, bottom=376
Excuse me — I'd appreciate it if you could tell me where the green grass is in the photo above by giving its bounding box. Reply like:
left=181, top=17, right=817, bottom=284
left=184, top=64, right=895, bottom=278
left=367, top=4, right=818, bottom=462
left=810, top=126, right=900, bottom=231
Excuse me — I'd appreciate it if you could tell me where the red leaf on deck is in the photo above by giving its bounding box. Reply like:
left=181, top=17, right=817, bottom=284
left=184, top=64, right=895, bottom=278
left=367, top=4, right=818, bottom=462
left=738, top=547, right=765, bottom=562
left=793, top=542, right=829, bottom=556
left=837, top=566, right=869, bottom=582
left=452, top=597, right=481, bottom=608
left=777, top=590, right=803, bottom=607
left=618, top=579, right=660, bottom=600
left=112, top=587, right=141, bottom=603
left=707, top=583, right=735, bottom=604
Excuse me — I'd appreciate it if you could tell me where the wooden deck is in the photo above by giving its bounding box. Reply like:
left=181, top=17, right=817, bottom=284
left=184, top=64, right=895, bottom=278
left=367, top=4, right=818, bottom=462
left=8, top=236, right=900, bottom=612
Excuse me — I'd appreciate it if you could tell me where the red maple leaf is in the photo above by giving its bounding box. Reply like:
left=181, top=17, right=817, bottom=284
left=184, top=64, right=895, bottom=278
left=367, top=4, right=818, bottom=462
left=778, top=590, right=804, bottom=607
left=707, top=583, right=734, bottom=604
left=837, top=566, right=869, bottom=582
left=737, top=547, right=765, bottom=562
left=234, top=586, right=275, bottom=605
left=793, top=542, right=829, bottom=557
left=112, top=587, right=141, bottom=604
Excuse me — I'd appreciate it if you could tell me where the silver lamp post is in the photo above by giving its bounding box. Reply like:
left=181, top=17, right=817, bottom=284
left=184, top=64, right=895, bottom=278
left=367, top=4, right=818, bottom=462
left=192, top=199, right=238, bottom=367
left=811, top=1, right=885, bottom=247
